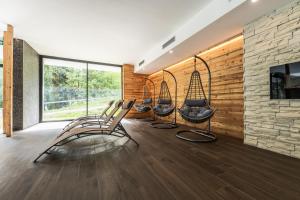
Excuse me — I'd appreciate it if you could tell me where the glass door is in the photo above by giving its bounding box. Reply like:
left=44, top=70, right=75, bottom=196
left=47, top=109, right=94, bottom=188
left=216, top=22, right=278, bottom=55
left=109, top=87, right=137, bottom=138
left=42, top=58, right=87, bottom=121
left=41, top=57, right=122, bottom=121
left=87, top=63, right=122, bottom=115
left=0, top=37, right=3, bottom=132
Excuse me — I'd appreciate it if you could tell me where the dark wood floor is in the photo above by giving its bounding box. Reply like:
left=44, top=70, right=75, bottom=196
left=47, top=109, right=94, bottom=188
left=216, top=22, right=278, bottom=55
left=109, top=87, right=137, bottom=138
left=1, top=119, right=300, bottom=200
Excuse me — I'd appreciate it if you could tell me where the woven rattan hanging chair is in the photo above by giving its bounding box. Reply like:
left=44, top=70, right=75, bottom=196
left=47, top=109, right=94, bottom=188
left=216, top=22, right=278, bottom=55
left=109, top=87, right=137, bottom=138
left=178, top=72, right=215, bottom=123
left=176, top=55, right=216, bottom=142
left=134, top=85, right=153, bottom=113
left=151, top=70, right=178, bottom=129
left=153, top=80, right=175, bottom=117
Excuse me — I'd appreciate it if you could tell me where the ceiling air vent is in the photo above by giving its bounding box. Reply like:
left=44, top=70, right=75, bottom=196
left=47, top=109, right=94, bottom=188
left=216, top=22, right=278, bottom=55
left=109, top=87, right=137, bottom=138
left=162, top=36, right=175, bottom=49
left=139, top=60, right=145, bottom=67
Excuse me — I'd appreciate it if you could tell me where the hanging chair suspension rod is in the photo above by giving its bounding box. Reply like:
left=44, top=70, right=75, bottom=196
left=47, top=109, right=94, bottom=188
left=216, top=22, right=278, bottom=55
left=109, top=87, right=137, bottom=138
left=194, top=55, right=212, bottom=136
left=176, top=55, right=216, bottom=142
left=194, top=55, right=211, bottom=106
left=163, top=69, right=177, bottom=124
left=145, top=77, right=156, bottom=121
left=144, top=78, right=155, bottom=107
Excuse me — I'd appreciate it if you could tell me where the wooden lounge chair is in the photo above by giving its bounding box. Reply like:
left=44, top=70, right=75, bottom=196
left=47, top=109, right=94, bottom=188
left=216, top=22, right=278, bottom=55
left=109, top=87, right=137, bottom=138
left=59, top=100, right=123, bottom=137
left=33, top=99, right=137, bottom=163
left=62, top=100, right=116, bottom=131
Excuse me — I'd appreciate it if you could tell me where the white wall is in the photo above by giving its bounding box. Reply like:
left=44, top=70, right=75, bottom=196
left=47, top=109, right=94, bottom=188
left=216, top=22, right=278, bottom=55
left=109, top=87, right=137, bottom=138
left=22, top=41, right=39, bottom=129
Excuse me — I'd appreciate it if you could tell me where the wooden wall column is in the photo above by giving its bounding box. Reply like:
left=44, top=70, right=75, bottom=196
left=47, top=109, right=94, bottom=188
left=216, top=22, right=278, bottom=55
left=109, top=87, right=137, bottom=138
left=148, top=36, right=244, bottom=139
left=122, top=64, right=150, bottom=119
left=3, top=25, right=13, bottom=137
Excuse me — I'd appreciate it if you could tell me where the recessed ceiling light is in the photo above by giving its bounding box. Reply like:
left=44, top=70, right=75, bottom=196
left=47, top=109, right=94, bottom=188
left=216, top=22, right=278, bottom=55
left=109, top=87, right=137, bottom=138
left=251, top=0, right=258, bottom=3
left=169, top=50, right=174, bottom=54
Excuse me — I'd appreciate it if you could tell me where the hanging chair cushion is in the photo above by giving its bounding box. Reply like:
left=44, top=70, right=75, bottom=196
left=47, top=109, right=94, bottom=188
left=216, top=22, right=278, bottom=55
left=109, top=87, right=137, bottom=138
left=134, top=104, right=152, bottom=112
left=153, top=104, right=175, bottom=116
left=179, top=105, right=213, bottom=120
left=158, top=99, right=172, bottom=105
left=185, top=99, right=207, bottom=107
left=143, top=98, right=152, bottom=104
left=134, top=98, right=153, bottom=113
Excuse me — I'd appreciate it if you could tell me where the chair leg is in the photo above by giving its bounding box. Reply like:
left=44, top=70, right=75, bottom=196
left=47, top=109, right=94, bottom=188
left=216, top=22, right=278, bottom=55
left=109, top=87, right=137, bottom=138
left=33, top=129, right=83, bottom=163
left=118, top=123, right=139, bottom=146
left=176, top=129, right=217, bottom=143
left=34, top=123, right=139, bottom=163
left=150, top=121, right=178, bottom=129
left=33, top=146, right=55, bottom=163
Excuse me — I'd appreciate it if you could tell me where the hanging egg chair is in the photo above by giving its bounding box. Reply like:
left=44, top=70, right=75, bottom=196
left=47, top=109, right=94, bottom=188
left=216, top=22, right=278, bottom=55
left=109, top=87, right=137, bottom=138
left=153, top=81, right=175, bottom=116
left=151, top=70, right=178, bottom=129
left=176, top=55, right=217, bottom=142
left=134, top=97, right=152, bottom=112
left=133, top=78, right=156, bottom=121
left=134, top=82, right=153, bottom=113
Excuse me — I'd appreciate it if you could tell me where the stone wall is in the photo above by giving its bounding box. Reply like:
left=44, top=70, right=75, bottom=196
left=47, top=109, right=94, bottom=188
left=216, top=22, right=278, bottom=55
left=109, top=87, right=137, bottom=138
left=244, top=0, right=300, bottom=158
left=13, top=39, right=40, bottom=130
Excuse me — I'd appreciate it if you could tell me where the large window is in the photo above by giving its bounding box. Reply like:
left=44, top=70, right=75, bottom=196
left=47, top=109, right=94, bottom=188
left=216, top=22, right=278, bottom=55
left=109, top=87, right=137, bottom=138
left=87, top=63, right=122, bottom=115
left=0, top=38, right=3, bottom=132
left=42, top=57, right=122, bottom=121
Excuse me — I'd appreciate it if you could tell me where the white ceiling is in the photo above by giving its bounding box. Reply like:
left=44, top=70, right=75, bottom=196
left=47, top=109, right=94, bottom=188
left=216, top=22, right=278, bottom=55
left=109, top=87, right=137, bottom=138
left=135, top=0, right=294, bottom=74
left=0, top=0, right=212, bottom=64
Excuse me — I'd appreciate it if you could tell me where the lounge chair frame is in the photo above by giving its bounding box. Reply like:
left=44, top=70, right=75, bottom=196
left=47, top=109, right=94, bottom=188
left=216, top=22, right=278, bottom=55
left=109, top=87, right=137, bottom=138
left=34, top=100, right=138, bottom=163
left=58, top=100, right=123, bottom=138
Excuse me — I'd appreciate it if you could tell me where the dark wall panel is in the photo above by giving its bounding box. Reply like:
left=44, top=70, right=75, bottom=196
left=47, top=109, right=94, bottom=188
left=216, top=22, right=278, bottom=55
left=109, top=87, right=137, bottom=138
left=13, top=39, right=23, bottom=130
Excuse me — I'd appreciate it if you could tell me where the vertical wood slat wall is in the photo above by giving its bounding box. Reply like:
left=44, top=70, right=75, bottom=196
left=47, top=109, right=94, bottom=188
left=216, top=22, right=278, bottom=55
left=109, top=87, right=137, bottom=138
left=122, top=64, right=151, bottom=119
left=148, top=36, right=244, bottom=139
left=3, top=25, right=14, bottom=137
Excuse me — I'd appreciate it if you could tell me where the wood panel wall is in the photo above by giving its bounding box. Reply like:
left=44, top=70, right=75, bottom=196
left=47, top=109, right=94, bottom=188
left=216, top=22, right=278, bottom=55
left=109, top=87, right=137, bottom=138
left=122, top=64, right=151, bottom=119
left=3, top=25, right=14, bottom=137
left=148, top=36, right=244, bottom=139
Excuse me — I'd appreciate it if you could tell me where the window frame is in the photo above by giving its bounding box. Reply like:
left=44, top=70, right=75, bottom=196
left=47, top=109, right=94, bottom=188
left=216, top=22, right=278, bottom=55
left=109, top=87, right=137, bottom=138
left=39, top=55, right=123, bottom=122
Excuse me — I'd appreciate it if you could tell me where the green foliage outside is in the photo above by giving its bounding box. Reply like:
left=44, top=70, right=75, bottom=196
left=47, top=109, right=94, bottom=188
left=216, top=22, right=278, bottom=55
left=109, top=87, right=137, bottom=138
left=43, top=64, right=121, bottom=120
left=44, top=65, right=87, bottom=110
left=0, top=67, right=2, bottom=108
left=0, top=41, right=3, bottom=131
left=0, top=40, right=3, bottom=108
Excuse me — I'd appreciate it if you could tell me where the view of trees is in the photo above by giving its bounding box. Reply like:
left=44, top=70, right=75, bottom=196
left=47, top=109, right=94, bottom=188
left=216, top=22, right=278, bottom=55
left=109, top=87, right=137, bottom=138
left=0, top=67, right=2, bottom=108
left=0, top=40, right=3, bottom=108
left=43, top=62, right=121, bottom=120
left=44, top=65, right=87, bottom=110
left=88, top=68, right=121, bottom=98
left=0, top=40, right=3, bottom=131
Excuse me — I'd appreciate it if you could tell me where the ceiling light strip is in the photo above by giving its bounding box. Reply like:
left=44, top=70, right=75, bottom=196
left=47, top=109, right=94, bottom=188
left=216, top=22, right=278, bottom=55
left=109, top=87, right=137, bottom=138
left=149, top=34, right=243, bottom=77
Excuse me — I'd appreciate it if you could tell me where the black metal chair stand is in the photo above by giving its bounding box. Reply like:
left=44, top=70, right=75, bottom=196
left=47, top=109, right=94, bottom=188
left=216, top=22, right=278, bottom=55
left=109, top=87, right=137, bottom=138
left=152, top=70, right=179, bottom=129
left=134, top=78, right=156, bottom=122
left=150, top=120, right=178, bottom=129
left=176, top=55, right=216, bottom=142
left=176, top=120, right=216, bottom=142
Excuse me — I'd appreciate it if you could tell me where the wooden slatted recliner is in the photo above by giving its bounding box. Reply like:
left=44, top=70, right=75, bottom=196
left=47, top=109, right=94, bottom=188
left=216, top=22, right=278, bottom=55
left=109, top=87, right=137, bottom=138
left=58, top=100, right=123, bottom=137
left=34, top=99, right=138, bottom=163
